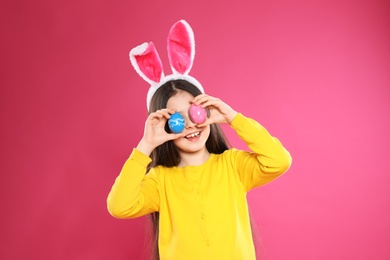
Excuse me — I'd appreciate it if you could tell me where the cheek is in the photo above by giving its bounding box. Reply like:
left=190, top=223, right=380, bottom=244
left=202, top=126, right=211, bottom=140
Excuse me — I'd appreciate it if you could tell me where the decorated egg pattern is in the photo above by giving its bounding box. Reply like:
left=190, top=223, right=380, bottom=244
left=168, top=112, right=185, bottom=133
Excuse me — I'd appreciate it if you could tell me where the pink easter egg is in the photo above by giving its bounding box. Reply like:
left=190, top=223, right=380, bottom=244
left=189, top=104, right=207, bottom=124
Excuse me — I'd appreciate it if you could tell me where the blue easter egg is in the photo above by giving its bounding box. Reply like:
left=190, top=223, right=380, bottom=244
left=168, top=112, right=185, bottom=133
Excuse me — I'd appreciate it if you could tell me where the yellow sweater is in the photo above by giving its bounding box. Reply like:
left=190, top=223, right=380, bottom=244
left=107, top=113, right=292, bottom=260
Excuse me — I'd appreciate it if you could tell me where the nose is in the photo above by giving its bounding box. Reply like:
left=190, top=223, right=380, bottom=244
left=185, top=117, right=196, bottom=128
left=183, top=113, right=196, bottom=128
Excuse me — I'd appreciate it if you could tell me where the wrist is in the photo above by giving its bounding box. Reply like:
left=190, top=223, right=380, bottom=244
left=136, top=139, right=156, bottom=156
left=227, top=111, right=238, bottom=124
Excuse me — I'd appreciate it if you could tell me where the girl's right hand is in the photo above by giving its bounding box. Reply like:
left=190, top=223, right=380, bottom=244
left=136, top=108, right=184, bottom=156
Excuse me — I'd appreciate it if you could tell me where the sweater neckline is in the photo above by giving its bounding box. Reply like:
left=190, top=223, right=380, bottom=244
left=174, top=153, right=215, bottom=170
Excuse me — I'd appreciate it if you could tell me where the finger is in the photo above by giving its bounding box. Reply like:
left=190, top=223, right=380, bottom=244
left=155, top=111, right=171, bottom=120
left=196, top=117, right=214, bottom=127
left=192, top=94, right=207, bottom=102
left=192, top=94, right=212, bottom=105
left=147, top=114, right=166, bottom=125
left=152, top=109, right=175, bottom=120
left=160, top=108, right=176, bottom=114
left=198, top=99, right=222, bottom=109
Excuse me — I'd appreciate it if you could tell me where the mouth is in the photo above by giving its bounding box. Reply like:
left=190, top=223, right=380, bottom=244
left=185, top=131, right=201, bottom=139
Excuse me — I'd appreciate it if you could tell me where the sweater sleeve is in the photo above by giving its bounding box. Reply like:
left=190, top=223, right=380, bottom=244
left=107, top=148, right=160, bottom=218
left=230, top=113, right=292, bottom=191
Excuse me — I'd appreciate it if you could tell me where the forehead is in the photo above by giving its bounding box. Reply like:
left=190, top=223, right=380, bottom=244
left=166, top=91, right=194, bottom=110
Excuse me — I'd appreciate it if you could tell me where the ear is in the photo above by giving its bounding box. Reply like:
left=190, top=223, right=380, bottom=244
left=129, top=42, right=164, bottom=85
left=167, top=20, right=195, bottom=75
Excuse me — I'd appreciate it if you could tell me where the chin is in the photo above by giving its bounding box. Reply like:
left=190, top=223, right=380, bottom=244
left=175, top=142, right=206, bottom=154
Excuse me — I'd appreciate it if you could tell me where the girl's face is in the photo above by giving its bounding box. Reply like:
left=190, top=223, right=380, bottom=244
left=166, top=90, right=210, bottom=154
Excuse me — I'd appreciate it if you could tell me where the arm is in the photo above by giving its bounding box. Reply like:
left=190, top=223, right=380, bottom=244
left=230, top=113, right=292, bottom=190
left=192, top=94, right=291, bottom=190
left=107, top=108, right=184, bottom=218
left=107, top=149, right=159, bottom=218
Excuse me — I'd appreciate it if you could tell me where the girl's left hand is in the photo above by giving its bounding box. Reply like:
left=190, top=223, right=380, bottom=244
left=192, top=94, right=238, bottom=126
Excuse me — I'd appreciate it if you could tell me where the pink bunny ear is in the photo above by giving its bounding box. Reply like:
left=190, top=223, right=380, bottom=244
left=167, top=20, right=195, bottom=75
left=129, top=42, right=164, bottom=85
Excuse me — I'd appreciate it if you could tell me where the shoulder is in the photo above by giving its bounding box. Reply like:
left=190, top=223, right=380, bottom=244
left=213, top=148, right=248, bottom=164
left=147, top=165, right=175, bottom=178
left=221, top=148, right=248, bottom=157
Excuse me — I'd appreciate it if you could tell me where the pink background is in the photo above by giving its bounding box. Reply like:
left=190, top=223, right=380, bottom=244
left=1, top=0, right=389, bottom=259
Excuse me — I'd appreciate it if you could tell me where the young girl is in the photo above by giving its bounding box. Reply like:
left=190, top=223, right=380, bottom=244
left=107, top=21, right=292, bottom=260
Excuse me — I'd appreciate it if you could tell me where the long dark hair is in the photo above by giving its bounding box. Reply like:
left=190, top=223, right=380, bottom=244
left=145, top=79, right=230, bottom=260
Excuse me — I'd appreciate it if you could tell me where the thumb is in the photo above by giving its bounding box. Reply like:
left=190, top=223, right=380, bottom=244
left=196, top=117, right=214, bottom=128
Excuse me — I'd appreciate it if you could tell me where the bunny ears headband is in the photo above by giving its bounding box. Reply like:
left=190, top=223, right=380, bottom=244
left=129, top=20, right=204, bottom=110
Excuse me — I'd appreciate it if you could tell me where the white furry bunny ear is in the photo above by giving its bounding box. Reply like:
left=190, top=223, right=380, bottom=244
left=167, top=20, right=195, bottom=75
left=129, top=42, right=164, bottom=86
